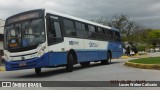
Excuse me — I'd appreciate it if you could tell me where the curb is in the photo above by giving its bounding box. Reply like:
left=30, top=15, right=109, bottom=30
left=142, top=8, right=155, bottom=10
left=131, top=55, right=148, bottom=58
left=0, top=66, right=5, bottom=72
left=120, top=54, right=149, bottom=59
left=120, top=56, right=129, bottom=59
left=125, top=61, right=160, bottom=70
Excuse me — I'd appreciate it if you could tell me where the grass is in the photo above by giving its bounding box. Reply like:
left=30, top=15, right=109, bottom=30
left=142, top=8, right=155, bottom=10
left=129, top=57, right=160, bottom=64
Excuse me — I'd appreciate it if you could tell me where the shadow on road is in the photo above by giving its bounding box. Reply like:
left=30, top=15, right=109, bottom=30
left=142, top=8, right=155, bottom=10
left=12, top=61, right=121, bottom=78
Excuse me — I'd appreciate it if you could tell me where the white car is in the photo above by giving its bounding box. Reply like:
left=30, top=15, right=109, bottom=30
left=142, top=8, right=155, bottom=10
left=155, top=48, right=160, bottom=52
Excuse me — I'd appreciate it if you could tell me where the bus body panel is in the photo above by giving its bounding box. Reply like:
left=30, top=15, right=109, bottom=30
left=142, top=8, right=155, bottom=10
left=107, top=42, right=123, bottom=58
left=63, top=37, right=85, bottom=51
left=5, top=53, right=49, bottom=71
left=76, top=51, right=106, bottom=62
left=4, top=39, right=123, bottom=71
left=48, top=42, right=65, bottom=52
left=48, top=37, right=122, bottom=65
left=4, top=9, right=123, bottom=72
left=48, top=52, right=67, bottom=66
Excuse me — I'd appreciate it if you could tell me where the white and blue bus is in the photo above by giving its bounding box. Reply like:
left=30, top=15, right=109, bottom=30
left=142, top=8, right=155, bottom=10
left=4, top=9, right=123, bottom=74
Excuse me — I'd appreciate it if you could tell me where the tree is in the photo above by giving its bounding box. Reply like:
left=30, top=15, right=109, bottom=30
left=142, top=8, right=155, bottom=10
left=147, top=30, right=160, bottom=48
left=91, top=14, right=150, bottom=53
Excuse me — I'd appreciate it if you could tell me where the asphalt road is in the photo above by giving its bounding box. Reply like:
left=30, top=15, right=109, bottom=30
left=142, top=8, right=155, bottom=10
left=0, top=52, right=160, bottom=90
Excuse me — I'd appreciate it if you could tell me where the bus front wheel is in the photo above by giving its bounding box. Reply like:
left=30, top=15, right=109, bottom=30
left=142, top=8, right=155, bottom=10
left=35, top=68, right=41, bottom=75
left=66, top=54, right=74, bottom=72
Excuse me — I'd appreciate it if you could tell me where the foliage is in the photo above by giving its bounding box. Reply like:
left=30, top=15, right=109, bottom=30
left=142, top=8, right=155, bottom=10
left=137, top=45, right=146, bottom=51
left=92, top=15, right=146, bottom=43
left=146, top=30, right=160, bottom=47
left=91, top=15, right=160, bottom=51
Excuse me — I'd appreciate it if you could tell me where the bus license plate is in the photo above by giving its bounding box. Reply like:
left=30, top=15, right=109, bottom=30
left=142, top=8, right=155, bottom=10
left=19, top=61, right=26, bottom=66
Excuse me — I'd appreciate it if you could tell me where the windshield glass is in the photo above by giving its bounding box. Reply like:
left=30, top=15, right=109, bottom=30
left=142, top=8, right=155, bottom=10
left=5, top=19, right=45, bottom=49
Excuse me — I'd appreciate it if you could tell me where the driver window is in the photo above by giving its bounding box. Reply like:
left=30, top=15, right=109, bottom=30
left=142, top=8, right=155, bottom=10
left=47, top=17, right=63, bottom=45
left=50, top=20, right=62, bottom=38
left=53, top=21, right=62, bottom=38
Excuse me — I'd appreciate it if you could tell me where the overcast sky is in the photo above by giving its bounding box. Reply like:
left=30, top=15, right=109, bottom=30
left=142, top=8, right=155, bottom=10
left=0, top=0, right=160, bottom=29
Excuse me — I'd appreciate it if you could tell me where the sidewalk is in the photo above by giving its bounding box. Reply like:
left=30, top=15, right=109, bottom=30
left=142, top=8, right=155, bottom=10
left=148, top=52, right=160, bottom=57
left=120, top=54, right=148, bottom=59
left=0, top=65, right=5, bottom=71
left=121, top=52, right=160, bottom=59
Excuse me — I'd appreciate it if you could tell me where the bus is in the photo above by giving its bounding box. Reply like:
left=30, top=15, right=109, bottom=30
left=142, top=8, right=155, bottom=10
left=4, top=9, right=123, bottom=74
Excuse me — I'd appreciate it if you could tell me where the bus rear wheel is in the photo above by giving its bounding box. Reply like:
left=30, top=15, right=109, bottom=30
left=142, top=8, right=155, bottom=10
left=35, top=68, right=41, bottom=75
left=106, top=52, right=112, bottom=64
left=101, top=52, right=112, bottom=65
left=101, top=60, right=107, bottom=65
left=66, top=54, right=74, bottom=72
left=80, top=62, right=90, bottom=67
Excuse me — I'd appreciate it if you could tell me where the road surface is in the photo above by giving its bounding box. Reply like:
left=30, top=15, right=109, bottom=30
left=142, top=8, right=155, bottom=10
left=0, top=52, right=160, bottom=90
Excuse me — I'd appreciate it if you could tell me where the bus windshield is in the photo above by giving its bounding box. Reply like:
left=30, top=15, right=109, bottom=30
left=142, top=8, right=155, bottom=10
left=5, top=18, right=45, bottom=49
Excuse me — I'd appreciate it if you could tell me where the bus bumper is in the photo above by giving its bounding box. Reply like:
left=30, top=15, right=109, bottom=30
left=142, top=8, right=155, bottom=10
left=4, top=53, right=49, bottom=71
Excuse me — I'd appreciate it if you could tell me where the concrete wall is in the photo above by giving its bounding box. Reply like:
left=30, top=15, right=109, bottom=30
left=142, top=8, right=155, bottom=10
left=0, top=19, right=4, bottom=50
left=0, top=26, right=4, bottom=34
left=0, top=19, right=5, bottom=65
left=0, top=42, right=3, bottom=49
left=0, top=19, right=5, bottom=34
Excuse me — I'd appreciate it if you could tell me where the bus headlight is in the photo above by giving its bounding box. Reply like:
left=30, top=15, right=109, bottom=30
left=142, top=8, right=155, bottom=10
left=37, top=46, right=46, bottom=57
left=4, top=54, right=9, bottom=61
left=37, top=50, right=44, bottom=57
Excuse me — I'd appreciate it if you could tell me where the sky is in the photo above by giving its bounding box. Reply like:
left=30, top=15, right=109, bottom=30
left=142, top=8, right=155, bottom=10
left=0, top=0, right=160, bottom=29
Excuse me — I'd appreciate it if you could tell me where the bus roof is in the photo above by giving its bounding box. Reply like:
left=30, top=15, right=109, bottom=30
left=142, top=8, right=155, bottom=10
left=6, top=9, right=119, bottom=32
left=45, top=9, right=119, bottom=32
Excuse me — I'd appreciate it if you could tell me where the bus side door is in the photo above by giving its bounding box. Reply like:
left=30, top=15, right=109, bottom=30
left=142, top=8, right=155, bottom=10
left=46, top=14, right=66, bottom=65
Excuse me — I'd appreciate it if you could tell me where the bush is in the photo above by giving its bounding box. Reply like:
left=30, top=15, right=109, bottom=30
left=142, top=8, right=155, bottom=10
left=137, top=46, right=145, bottom=51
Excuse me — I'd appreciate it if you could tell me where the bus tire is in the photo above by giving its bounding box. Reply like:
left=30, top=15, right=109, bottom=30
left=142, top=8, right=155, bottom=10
left=107, top=52, right=112, bottom=64
left=80, top=62, right=90, bottom=67
left=101, top=60, right=107, bottom=65
left=101, top=52, right=112, bottom=65
left=35, top=68, right=41, bottom=75
left=66, top=54, right=74, bottom=72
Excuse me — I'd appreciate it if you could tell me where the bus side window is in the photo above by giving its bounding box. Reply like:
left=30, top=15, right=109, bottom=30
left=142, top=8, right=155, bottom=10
left=97, top=27, right=104, bottom=40
left=53, top=21, right=62, bottom=38
left=115, top=32, right=121, bottom=41
left=110, top=30, right=114, bottom=41
left=75, top=22, right=88, bottom=38
left=105, top=30, right=111, bottom=41
left=88, top=25, right=96, bottom=39
left=47, top=17, right=63, bottom=45
left=63, top=19, right=76, bottom=37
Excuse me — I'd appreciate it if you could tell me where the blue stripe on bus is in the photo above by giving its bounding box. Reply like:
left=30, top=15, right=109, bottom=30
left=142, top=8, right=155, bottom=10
left=5, top=53, right=49, bottom=71
left=48, top=52, right=67, bottom=66
left=76, top=51, right=107, bottom=62
left=5, top=50, right=123, bottom=71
